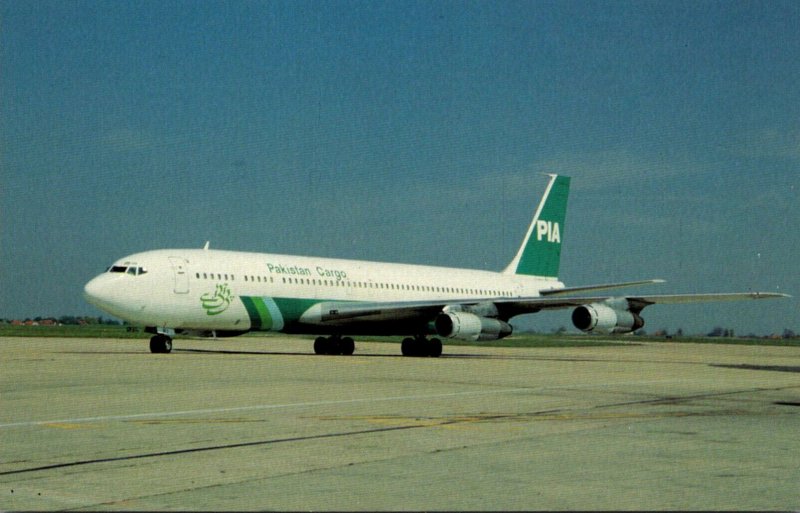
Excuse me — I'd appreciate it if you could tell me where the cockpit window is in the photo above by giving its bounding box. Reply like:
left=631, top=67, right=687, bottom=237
left=106, top=265, right=147, bottom=275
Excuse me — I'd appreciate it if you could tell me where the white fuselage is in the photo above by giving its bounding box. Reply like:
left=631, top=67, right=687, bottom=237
left=84, top=248, right=563, bottom=334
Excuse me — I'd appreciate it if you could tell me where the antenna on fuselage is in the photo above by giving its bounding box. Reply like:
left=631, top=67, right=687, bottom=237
left=203, top=241, right=210, bottom=251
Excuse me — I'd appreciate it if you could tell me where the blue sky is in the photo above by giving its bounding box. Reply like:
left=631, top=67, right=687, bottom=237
left=2, top=0, right=798, bottom=335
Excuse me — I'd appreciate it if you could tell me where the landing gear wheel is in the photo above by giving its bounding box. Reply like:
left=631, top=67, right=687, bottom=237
left=340, top=337, right=355, bottom=356
left=314, top=336, right=328, bottom=355
left=149, top=334, right=173, bottom=354
left=401, top=336, right=442, bottom=357
left=401, top=337, right=416, bottom=357
left=428, top=338, right=443, bottom=358
left=314, top=336, right=355, bottom=355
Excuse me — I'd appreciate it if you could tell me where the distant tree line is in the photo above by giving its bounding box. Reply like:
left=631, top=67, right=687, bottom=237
left=707, top=326, right=735, bottom=337
left=0, top=316, right=121, bottom=326
left=532, top=325, right=798, bottom=339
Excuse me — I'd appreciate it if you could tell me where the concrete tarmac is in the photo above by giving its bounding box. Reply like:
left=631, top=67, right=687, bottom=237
left=1, top=335, right=799, bottom=511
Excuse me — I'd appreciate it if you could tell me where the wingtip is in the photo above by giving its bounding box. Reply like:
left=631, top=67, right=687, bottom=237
left=752, top=291, right=791, bottom=299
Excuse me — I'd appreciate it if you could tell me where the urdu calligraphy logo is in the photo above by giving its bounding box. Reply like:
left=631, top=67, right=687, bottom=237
left=200, top=283, right=233, bottom=315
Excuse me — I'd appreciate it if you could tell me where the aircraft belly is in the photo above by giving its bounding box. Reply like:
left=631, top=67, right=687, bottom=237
left=287, top=320, right=434, bottom=337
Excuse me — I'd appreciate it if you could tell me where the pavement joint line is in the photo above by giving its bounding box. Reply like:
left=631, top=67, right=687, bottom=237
left=0, top=387, right=533, bottom=429
left=0, top=379, right=690, bottom=430
left=3, top=382, right=789, bottom=478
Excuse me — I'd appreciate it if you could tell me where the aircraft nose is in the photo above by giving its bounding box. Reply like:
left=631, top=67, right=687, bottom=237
left=83, top=274, right=114, bottom=308
left=84, top=272, right=146, bottom=322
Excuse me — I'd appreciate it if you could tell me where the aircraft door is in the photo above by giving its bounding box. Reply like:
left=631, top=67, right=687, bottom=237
left=169, top=257, right=190, bottom=294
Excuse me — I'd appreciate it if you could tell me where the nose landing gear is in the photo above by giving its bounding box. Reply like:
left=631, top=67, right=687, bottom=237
left=149, top=334, right=173, bottom=353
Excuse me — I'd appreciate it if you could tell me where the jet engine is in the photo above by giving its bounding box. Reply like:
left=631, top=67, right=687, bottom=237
left=571, top=302, right=644, bottom=334
left=435, top=312, right=513, bottom=341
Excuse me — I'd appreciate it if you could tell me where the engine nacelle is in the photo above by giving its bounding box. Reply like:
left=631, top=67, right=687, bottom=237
left=435, top=312, right=513, bottom=341
left=571, top=303, right=644, bottom=334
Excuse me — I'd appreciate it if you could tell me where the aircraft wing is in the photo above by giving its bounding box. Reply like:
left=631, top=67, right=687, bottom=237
left=300, top=300, right=450, bottom=326
left=618, top=292, right=792, bottom=310
left=299, top=278, right=672, bottom=326
left=496, top=291, right=790, bottom=317
left=298, top=291, right=789, bottom=328
left=538, top=279, right=665, bottom=296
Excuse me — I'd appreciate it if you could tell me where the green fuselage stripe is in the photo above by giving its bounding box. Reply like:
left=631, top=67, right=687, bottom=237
left=241, top=296, right=273, bottom=330
left=253, top=297, right=273, bottom=330
left=272, top=297, right=320, bottom=323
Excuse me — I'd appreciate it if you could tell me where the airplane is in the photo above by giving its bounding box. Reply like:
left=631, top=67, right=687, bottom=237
left=83, top=174, right=788, bottom=356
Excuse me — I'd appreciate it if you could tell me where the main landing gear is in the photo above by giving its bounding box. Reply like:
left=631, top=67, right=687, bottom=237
left=313, top=335, right=443, bottom=357
left=149, top=334, right=173, bottom=354
left=401, top=335, right=443, bottom=358
left=314, top=335, right=356, bottom=356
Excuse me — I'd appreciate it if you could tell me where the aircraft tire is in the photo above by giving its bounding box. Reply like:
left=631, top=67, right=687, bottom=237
left=314, top=337, right=328, bottom=355
left=340, top=337, right=355, bottom=355
left=428, top=338, right=443, bottom=358
left=149, top=335, right=172, bottom=354
left=401, top=338, right=415, bottom=357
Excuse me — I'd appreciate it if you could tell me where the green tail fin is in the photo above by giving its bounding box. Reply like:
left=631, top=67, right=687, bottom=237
left=503, top=174, right=570, bottom=278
